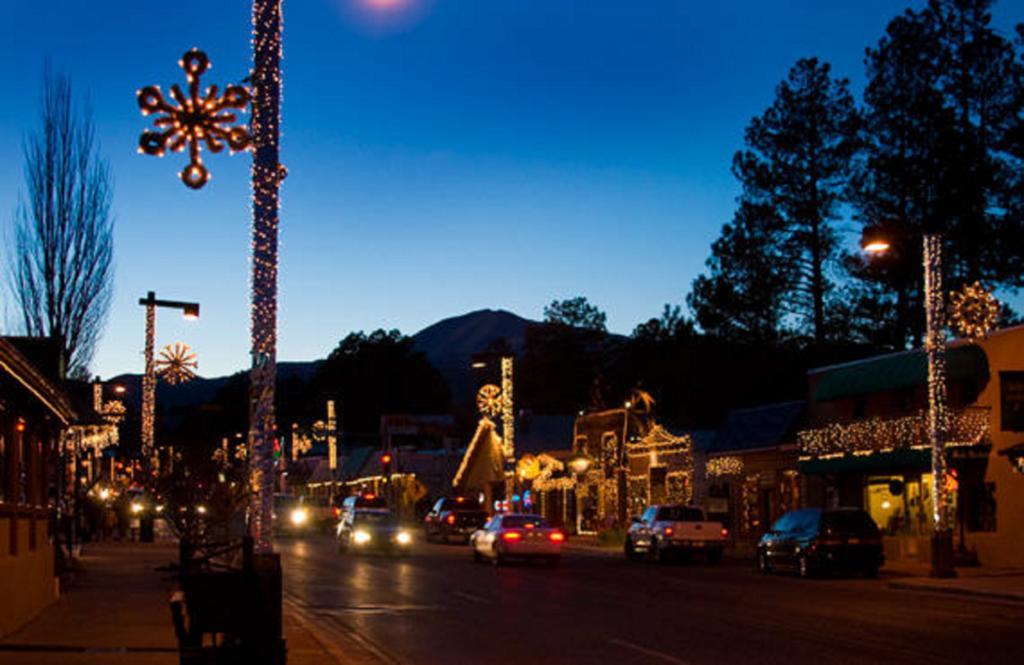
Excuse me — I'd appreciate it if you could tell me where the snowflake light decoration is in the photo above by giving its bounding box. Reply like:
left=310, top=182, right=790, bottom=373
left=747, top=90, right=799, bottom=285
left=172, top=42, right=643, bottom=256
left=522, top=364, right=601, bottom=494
left=137, top=48, right=251, bottom=189
left=155, top=343, right=198, bottom=385
left=950, top=281, right=1000, bottom=341
left=476, top=384, right=503, bottom=417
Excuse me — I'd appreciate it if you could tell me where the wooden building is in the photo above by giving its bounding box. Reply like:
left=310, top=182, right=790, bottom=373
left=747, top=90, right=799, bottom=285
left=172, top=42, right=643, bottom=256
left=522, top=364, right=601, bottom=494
left=0, top=338, right=76, bottom=636
left=699, top=401, right=804, bottom=553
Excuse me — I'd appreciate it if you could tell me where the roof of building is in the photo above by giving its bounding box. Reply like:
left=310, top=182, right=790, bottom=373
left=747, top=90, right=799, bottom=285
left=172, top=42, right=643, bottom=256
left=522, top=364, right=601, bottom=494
left=708, top=401, right=804, bottom=455
left=341, top=446, right=375, bottom=478
left=810, top=343, right=989, bottom=402
left=452, top=418, right=503, bottom=490
left=686, top=430, right=718, bottom=454
left=0, top=337, right=76, bottom=425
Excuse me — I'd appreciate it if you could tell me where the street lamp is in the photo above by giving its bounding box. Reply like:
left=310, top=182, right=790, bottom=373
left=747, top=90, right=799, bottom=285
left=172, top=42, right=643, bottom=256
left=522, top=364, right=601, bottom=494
left=567, top=454, right=592, bottom=534
left=860, top=227, right=955, bottom=578
left=138, top=291, right=200, bottom=472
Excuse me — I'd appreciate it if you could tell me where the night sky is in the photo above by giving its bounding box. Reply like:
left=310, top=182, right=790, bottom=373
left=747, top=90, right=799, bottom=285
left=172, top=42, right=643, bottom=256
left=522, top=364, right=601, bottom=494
left=1, top=1, right=1021, bottom=378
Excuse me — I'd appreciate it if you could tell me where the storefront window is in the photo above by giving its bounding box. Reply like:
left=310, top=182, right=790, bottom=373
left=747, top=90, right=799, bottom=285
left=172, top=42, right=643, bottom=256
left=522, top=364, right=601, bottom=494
left=865, top=474, right=956, bottom=536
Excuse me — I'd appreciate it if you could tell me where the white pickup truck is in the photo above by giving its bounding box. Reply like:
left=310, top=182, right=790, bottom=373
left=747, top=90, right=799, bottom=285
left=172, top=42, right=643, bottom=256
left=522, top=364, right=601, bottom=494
left=625, top=504, right=728, bottom=563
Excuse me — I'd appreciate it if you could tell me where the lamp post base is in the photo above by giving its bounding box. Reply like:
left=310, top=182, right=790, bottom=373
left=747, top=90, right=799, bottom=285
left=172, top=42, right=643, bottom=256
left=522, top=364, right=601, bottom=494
left=931, top=531, right=957, bottom=578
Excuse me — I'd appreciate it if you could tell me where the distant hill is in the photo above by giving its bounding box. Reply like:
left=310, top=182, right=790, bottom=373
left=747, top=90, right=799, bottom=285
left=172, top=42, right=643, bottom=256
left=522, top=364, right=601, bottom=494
left=412, top=308, right=537, bottom=407
left=412, top=308, right=534, bottom=370
left=108, top=309, right=538, bottom=415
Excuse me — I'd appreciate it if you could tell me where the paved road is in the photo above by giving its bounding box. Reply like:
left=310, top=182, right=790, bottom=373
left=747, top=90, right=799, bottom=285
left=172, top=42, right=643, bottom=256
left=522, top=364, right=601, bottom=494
left=279, top=534, right=1024, bottom=665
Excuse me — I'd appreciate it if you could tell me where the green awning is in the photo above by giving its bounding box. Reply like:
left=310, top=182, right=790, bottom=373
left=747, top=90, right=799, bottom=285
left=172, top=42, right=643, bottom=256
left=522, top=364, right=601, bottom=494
left=813, top=344, right=989, bottom=402
left=799, top=449, right=931, bottom=474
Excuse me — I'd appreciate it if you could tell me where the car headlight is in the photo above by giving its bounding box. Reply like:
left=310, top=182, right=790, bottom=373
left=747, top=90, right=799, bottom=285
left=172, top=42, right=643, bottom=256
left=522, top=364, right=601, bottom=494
left=130, top=502, right=144, bottom=515
left=353, top=530, right=372, bottom=545
left=395, top=530, right=412, bottom=545
left=290, top=508, right=309, bottom=526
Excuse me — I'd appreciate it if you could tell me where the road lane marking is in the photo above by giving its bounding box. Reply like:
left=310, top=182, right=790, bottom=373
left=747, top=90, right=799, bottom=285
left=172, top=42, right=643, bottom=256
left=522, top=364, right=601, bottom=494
left=608, top=638, right=692, bottom=665
left=284, top=595, right=399, bottom=665
left=452, top=591, right=490, bottom=604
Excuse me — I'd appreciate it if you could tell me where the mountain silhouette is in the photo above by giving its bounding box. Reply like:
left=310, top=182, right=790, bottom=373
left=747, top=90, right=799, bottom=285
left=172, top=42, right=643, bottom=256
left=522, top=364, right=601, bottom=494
left=108, top=308, right=538, bottom=416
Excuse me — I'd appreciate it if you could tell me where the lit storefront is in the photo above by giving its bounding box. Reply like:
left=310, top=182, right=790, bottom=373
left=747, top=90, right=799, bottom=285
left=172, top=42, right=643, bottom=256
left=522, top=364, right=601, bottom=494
left=799, top=329, right=1024, bottom=568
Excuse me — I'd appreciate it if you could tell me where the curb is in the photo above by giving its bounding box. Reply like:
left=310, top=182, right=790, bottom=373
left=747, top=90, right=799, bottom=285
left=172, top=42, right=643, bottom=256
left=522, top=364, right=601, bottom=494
left=888, top=580, right=1024, bottom=603
left=562, top=544, right=622, bottom=558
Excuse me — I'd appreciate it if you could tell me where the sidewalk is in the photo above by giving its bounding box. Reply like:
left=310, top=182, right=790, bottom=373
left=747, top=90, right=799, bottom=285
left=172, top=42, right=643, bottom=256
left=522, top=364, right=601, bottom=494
left=0, top=541, right=340, bottom=664
left=563, top=534, right=621, bottom=557
left=885, top=561, right=1024, bottom=602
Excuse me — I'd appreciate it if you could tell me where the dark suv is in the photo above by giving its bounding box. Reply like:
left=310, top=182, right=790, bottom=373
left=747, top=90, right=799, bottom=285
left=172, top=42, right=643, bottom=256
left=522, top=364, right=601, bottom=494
left=423, top=496, right=487, bottom=543
left=756, top=508, right=883, bottom=578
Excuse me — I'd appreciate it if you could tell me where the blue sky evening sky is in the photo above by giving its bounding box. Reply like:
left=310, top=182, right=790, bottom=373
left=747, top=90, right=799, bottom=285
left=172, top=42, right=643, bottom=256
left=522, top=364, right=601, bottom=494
left=1, top=1, right=1021, bottom=378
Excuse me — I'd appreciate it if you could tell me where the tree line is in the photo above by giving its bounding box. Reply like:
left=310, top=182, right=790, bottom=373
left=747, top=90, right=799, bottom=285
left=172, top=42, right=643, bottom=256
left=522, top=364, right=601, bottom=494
left=689, top=0, right=1024, bottom=349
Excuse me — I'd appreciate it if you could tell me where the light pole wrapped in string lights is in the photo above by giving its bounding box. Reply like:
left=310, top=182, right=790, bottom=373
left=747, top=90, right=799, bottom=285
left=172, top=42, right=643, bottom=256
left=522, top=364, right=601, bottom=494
left=137, top=1, right=284, bottom=554
left=861, top=228, right=955, bottom=577
left=248, top=0, right=285, bottom=555
left=137, top=292, right=199, bottom=472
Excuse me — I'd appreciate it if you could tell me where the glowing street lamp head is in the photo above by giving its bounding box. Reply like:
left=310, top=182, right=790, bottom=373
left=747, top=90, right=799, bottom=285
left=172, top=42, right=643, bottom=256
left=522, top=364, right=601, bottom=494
left=861, top=225, right=892, bottom=256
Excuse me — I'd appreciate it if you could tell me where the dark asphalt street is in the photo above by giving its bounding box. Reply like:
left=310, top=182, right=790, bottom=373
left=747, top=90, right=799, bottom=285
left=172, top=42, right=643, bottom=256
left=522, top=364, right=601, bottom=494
left=278, top=534, right=1024, bottom=665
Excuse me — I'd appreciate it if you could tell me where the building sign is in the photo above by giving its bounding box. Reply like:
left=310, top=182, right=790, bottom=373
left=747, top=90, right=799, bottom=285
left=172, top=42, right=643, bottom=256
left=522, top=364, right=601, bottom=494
left=1001, top=372, right=1024, bottom=432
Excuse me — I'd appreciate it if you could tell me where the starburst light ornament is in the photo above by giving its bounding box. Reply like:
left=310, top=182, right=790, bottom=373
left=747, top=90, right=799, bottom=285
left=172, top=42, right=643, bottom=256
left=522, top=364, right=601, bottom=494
left=476, top=384, right=503, bottom=418
left=155, top=343, right=198, bottom=385
left=949, top=281, right=1000, bottom=341
left=137, top=48, right=251, bottom=189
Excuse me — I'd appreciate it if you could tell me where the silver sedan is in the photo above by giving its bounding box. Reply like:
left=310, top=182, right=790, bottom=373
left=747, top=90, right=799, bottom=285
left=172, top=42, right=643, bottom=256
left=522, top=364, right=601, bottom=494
left=470, top=514, right=565, bottom=566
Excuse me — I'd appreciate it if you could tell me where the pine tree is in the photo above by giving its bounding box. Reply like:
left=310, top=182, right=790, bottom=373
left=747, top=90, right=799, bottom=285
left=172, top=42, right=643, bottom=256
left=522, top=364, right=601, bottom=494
left=690, top=58, right=858, bottom=345
left=687, top=202, right=789, bottom=343
left=848, top=0, right=1024, bottom=345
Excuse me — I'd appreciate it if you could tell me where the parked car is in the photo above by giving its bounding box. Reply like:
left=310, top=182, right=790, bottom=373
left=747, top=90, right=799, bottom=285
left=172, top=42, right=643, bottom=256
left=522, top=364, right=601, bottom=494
left=624, top=504, right=728, bottom=563
left=756, top=508, right=884, bottom=578
left=423, top=496, right=488, bottom=543
left=470, top=514, right=565, bottom=565
left=337, top=509, right=414, bottom=555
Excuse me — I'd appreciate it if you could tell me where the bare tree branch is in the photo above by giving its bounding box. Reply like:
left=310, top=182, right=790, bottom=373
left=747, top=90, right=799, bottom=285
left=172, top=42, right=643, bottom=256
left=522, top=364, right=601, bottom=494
left=5, top=67, right=114, bottom=378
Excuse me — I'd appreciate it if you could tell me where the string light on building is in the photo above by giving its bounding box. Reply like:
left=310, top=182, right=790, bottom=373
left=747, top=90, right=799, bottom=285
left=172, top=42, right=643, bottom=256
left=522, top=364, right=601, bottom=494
left=137, top=48, right=251, bottom=189
left=706, top=456, right=744, bottom=477
left=155, top=343, right=198, bottom=385
left=950, top=281, right=1000, bottom=341
left=797, top=408, right=990, bottom=459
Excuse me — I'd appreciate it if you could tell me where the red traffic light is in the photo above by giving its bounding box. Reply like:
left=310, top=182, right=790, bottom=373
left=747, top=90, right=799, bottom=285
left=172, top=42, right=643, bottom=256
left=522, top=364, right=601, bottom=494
left=379, top=452, right=393, bottom=466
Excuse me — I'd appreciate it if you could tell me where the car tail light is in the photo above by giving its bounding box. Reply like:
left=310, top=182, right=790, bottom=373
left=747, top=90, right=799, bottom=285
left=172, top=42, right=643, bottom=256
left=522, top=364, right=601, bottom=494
left=524, top=523, right=535, bottom=529
left=549, top=531, right=565, bottom=543
left=446, top=514, right=456, bottom=525
left=664, top=527, right=674, bottom=537
left=502, top=532, right=523, bottom=542
left=720, top=527, right=729, bottom=538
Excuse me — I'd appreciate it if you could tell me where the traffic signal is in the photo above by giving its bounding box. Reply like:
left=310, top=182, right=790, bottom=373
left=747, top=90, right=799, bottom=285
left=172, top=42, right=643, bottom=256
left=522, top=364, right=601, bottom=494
left=379, top=452, right=393, bottom=474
